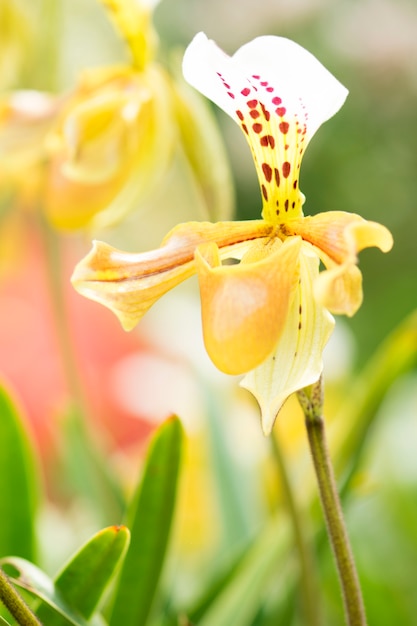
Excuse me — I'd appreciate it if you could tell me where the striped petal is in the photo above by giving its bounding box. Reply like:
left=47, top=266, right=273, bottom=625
left=71, top=219, right=272, bottom=330
left=241, top=245, right=334, bottom=435
left=183, top=33, right=348, bottom=224
left=195, top=236, right=302, bottom=375
left=282, top=211, right=393, bottom=264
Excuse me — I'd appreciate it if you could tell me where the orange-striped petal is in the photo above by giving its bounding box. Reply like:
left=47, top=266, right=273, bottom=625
left=282, top=211, right=393, bottom=265
left=241, top=245, right=334, bottom=435
left=195, top=236, right=302, bottom=375
left=71, top=219, right=272, bottom=330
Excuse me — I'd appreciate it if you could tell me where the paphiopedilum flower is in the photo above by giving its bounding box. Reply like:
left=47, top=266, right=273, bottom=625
left=72, top=33, right=393, bottom=433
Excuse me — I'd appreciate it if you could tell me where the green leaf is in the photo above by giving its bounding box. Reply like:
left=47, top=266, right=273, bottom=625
left=36, top=525, right=130, bottom=624
left=0, top=616, right=11, bottom=625
left=335, top=309, right=417, bottom=494
left=185, top=540, right=253, bottom=623
left=0, top=383, right=40, bottom=560
left=194, top=517, right=291, bottom=626
left=108, top=415, right=183, bottom=626
left=0, top=558, right=88, bottom=626
left=60, top=407, right=126, bottom=525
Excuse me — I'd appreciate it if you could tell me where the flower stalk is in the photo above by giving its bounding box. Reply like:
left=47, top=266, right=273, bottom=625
left=297, top=379, right=367, bottom=626
left=0, top=567, right=41, bottom=626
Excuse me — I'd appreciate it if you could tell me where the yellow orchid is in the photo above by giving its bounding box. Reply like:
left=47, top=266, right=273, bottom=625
left=72, top=33, right=393, bottom=434
left=0, top=3, right=233, bottom=231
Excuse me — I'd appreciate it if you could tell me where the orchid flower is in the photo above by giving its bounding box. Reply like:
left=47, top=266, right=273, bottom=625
left=0, top=5, right=232, bottom=230
left=72, top=33, right=393, bottom=434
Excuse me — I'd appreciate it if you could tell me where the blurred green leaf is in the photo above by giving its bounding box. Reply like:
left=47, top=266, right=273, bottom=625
left=0, top=616, right=11, bottom=625
left=108, top=415, right=183, bottom=626
left=36, top=525, right=130, bottom=624
left=59, top=405, right=126, bottom=525
left=0, top=557, right=88, bottom=626
left=186, top=541, right=252, bottom=623
left=0, top=383, right=40, bottom=560
left=334, top=309, right=417, bottom=493
left=196, top=517, right=291, bottom=626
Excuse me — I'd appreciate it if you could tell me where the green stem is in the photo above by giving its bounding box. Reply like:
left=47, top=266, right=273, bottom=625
left=270, top=435, right=320, bottom=626
left=298, top=380, right=367, bottom=626
left=0, top=568, right=41, bottom=625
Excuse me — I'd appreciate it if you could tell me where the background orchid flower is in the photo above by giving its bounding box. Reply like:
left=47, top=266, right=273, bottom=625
left=0, top=2, right=233, bottom=231
left=72, top=33, right=392, bottom=434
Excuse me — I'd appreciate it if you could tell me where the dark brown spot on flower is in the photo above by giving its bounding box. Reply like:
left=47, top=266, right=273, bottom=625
left=282, top=162, right=291, bottom=178
left=274, top=168, right=280, bottom=186
left=262, top=163, right=273, bottom=182
left=260, top=135, right=275, bottom=148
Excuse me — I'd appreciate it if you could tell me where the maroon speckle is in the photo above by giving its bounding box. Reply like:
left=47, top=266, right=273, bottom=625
left=260, top=103, right=271, bottom=121
left=236, top=110, right=244, bottom=120
left=274, top=168, right=280, bottom=186
left=252, top=123, right=263, bottom=133
left=292, top=201, right=296, bottom=208
left=276, top=107, right=286, bottom=117
left=293, top=180, right=298, bottom=189
left=241, top=124, right=249, bottom=135
left=279, top=122, right=289, bottom=134
left=261, top=184, right=268, bottom=200
left=272, top=96, right=282, bottom=105
left=266, top=87, right=274, bottom=93
left=260, top=135, right=275, bottom=148
left=227, top=92, right=235, bottom=99
left=224, top=83, right=231, bottom=89
left=247, top=99, right=258, bottom=108
left=241, top=87, right=251, bottom=96
left=260, top=81, right=268, bottom=87
left=282, top=162, right=291, bottom=178
left=250, top=110, right=260, bottom=119
left=285, top=199, right=289, bottom=211
left=252, top=75, right=260, bottom=79
left=262, top=163, right=273, bottom=182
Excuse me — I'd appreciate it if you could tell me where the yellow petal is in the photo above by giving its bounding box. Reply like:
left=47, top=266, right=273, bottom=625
left=71, top=220, right=272, bottom=330
left=98, top=0, right=159, bottom=69
left=282, top=211, right=393, bottom=264
left=46, top=66, right=177, bottom=230
left=71, top=240, right=196, bottom=331
left=313, top=263, right=363, bottom=317
left=0, top=91, right=57, bottom=175
left=241, top=245, right=335, bottom=435
left=195, top=236, right=302, bottom=375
